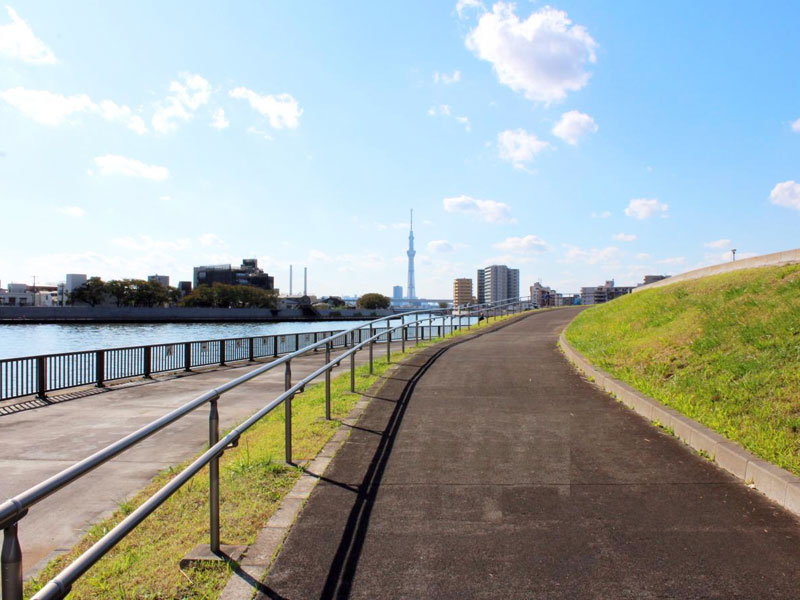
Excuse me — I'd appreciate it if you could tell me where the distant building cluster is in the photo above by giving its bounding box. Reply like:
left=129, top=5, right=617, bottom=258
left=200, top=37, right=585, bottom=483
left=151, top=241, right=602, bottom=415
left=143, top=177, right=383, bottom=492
left=477, top=265, right=519, bottom=304
left=193, top=259, right=275, bottom=291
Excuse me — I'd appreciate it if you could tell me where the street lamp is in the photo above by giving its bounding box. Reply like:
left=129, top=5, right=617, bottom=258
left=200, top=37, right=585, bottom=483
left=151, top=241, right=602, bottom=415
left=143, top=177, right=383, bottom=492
left=731, top=249, right=737, bottom=262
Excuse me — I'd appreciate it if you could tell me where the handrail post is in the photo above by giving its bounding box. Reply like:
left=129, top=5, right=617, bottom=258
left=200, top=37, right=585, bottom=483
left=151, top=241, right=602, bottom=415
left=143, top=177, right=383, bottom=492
left=248, top=337, right=255, bottom=362
left=294, top=333, right=300, bottom=352
left=369, top=339, right=374, bottom=374
left=284, top=361, right=293, bottom=464
left=143, top=346, right=152, bottom=379
left=350, top=351, right=355, bottom=392
left=95, top=350, right=105, bottom=388
left=209, top=398, right=220, bottom=554
left=184, top=342, right=192, bottom=371
left=36, top=355, right=47, bottom=400
left=401, top=324, right=406, bottom=353
left=2, top=521, right=23, bottom=600
left=313, top=332, right=318, bottom=352
left=219, top=340, right=226, bottom=366
left=273, top=335, right=279, bottom=358
left=325, top=342, right=331, bottom=420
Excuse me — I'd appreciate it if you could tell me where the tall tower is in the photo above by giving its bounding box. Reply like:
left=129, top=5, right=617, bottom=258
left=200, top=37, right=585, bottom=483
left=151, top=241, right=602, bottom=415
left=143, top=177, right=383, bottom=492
left=407, top=209, right=416, bottom=299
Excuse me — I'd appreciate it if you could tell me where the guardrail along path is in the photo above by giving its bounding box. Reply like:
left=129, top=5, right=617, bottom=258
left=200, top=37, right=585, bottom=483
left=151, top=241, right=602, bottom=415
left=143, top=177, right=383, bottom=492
left=264, top=308, right=800, bottom=598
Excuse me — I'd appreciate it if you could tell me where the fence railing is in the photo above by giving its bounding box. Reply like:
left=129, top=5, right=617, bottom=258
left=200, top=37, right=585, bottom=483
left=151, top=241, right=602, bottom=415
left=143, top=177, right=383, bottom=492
left=0, top=297, right=532, bottom=600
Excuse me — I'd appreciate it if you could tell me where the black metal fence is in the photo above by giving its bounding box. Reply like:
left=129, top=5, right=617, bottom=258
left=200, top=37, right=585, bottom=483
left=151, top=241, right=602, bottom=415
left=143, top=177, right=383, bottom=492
left=0, top=324, right=465, bottom=402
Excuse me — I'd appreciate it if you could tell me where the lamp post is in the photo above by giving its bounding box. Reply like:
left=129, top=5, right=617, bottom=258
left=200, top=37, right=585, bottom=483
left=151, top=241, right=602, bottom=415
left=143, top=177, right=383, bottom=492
left=732, top=248, right=737, bottom=262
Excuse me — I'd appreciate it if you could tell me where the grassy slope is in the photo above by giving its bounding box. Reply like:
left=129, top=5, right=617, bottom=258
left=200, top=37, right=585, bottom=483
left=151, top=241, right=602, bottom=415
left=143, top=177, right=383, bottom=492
left=25, top=313, right=519, bottom=599
left=566, top=265, right=800, bottom=475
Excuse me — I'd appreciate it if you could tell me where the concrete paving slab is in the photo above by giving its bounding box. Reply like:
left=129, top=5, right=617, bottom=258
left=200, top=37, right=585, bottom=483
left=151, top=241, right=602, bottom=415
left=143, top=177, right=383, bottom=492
left=261, top=308, right=800, bottom=599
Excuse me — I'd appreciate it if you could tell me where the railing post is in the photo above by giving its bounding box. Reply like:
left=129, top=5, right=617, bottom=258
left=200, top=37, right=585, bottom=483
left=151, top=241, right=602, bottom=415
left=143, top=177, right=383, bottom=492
left=248, top=337, right=255, bottom=362
left=273, top=336, right=279, bottom=358
left=95, top=350, right=105, bottom=388
left=184, top=342, right=192, bottom=371
left=2, top=521, right=23, bottom=600
left=386, top=329, right=391, bottom=363
left=369, top=339, right=374, bottom=374
left=294, top=333, right=300, bottom=352
left=143, top=346, right=152, bottom=379
left=219, top=340, right=226, bottom=366
left=313, top=332, right=318, bottom=352
left=36, top=355, right=47, bottom=400
left=325, top=343, right=331, bottom=420
left=285, top=361, right=293, bottom=464
left=209, top=398, right=220, bottom=554
left=401, top=325, right=406, bottom=353
left=350, top=351, right=355, bottom=393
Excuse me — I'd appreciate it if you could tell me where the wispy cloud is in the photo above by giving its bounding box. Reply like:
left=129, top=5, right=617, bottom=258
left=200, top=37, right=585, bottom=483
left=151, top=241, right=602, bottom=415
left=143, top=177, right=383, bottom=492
left=152, top=73, right=211, bottom=134
left=93, top=155, right=169, bottom=181
left=210, top=108, right=229, bottom=130
left=552, top=110, right=597, bottom=145
left=57, top=206, right=84, bottom=217
left=0, top=6, right=56, bottom=64
left=624, top=198, right=668, bottom=219
left=612, top=233, right=636, bottom=242
left=433, top=70, right=461, bottom=84
left=494, top=234, right=551, bottom=253
left=443, top=195, right=516, bottom=224
left=769, top=180, right=800, bottom=211
left=704, top=238, right=731, bottom=249
left=428, top=104, right=470, bottom=131
left=497, top=129, right=548, bottom=169
left=230, top=87, right=302, bottom=129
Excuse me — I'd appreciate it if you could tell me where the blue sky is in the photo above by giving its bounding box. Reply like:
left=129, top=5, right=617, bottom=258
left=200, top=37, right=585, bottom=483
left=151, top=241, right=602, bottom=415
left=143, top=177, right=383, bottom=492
left=1, top=1, right=799, bottom=298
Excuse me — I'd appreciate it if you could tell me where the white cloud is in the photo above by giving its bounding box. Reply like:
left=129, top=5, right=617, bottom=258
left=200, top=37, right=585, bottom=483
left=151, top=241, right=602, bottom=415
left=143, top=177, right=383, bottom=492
left=769, top=180, right=800, bottom=211
left=443, top=195, right=516, bottom=224
left=497, top=128, right=548, bottom=168
left=428, top=104, right=470, bottom=131
left=494, top=234, right=551, bottom=253
left=93, top=155, right=169, bottom=181
left=704, top=238, right=731, bottom=249
left=456, top=0, right=485, bottom=19
left=152, top=73, right=211, bottom=134
left=198, top=233, right=224, bottom=247
left=465, top=3, right=597, bottom=103
left=635, top=252, right=651, bottom=260
left=658, top=256, right=686, bottom=266
left=229, top=87, right=302, bottom=129
left=591, top=210, right=611, bottom=219
left=612, top=233, right=636, bottom=242
left=57, top=206, right=84, bottom=217
left=0, top=88, right=93, bottom=125
left=0, top=6, right=56, bottom=64
left=552, top=110, right=597, bottom=144
left=428, top=240, right=455, bottom=253
left=0, top=88, right=146, bottom=132
left=433, top=70, right=461, bottom=84
left=562, top=244, right=621, bottom=265
left=624, top=198, right=668, bottom=219
left=210, top=108, right=229, bottom=130
left=246, top=126, right=274, bottom=141
left=791, top=118, right=800, bottom=134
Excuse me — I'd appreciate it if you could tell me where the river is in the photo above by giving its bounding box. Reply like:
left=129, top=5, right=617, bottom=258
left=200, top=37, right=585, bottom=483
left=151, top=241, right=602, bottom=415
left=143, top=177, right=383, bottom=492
left=0, top=314, right=475, bottom=359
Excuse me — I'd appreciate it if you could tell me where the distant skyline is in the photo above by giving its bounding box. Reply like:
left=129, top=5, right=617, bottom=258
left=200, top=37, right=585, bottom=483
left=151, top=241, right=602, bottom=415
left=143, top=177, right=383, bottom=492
left=1, top=2, right=798, bottom=297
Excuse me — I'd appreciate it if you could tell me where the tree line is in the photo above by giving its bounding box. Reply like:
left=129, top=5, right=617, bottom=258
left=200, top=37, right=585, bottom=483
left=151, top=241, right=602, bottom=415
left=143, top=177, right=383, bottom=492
left=70, top=279, right=278, bottom=309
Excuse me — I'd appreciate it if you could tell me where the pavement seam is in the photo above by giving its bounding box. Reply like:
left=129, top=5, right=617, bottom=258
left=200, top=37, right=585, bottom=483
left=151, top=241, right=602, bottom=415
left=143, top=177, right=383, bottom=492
left=218, top=312, right=536, bottom=600
left=558, top=328, right=800, bottom=518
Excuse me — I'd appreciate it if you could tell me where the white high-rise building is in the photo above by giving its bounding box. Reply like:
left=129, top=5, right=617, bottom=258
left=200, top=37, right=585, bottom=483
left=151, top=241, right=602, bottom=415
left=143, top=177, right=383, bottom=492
left=476, top=265, right=519, bottom=304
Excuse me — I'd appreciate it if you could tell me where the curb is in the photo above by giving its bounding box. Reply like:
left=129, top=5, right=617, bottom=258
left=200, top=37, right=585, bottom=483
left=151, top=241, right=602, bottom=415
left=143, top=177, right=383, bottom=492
left=558, top=330, right=800, bottom=517
left=219, top=312, right=533, bottom=600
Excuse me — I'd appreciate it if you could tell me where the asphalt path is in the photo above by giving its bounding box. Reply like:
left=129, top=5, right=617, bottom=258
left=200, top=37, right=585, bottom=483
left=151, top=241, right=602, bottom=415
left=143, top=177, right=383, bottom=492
left=263, top=308, right=800, bottom=599
left=0, top=345, right=373, bottom=575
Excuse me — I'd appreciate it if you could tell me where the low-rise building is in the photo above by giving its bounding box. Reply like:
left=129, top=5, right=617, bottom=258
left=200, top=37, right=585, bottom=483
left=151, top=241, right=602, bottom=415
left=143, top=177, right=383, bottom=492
left=148, top=274, right=170, bottom=287
left=580, top=280, right=634, bottom=305
left=193, top=259, right=275, bottom=291
left=453, top=278, right=473, bottom=307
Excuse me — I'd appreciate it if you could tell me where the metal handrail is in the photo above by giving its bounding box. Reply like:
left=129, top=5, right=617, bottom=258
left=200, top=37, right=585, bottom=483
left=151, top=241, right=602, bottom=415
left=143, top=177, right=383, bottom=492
left=1, top=297, right=532, bottom=600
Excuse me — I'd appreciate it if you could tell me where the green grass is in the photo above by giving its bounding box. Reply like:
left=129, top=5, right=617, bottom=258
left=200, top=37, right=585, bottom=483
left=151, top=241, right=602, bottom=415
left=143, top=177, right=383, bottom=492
left=566, top=264, right=800, bottom=474
left=24, top=312, right=521, bottom=599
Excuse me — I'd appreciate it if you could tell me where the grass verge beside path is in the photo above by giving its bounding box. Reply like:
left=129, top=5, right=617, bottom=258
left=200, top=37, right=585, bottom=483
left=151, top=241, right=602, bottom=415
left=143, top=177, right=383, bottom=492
left=25, top=312, right=521, bottom=599
left=565, top=265, right=800, bottom=475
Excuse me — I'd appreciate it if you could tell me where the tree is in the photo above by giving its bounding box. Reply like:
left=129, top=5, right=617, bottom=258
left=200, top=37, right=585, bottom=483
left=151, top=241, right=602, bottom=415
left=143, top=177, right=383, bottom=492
left=70, top=277, right=106, bottom=307
left=105, top=279, right=135, bottom=306
left=180, top=284, right=277, bottom=309
left=356, top=293, right=391, bottom=309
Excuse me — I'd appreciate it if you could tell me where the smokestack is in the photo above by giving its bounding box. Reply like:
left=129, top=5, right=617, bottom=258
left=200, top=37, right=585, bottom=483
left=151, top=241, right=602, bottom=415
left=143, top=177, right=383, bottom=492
left=289, top=265, right=293, bottom=295
left=304, top=267, right=307, bottom=296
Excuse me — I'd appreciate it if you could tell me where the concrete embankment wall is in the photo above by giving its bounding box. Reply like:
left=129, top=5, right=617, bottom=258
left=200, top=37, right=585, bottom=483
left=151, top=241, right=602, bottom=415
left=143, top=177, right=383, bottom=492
left=634, top=247, right=800, bottom=292
left=0, top=306, right=395, bottom=324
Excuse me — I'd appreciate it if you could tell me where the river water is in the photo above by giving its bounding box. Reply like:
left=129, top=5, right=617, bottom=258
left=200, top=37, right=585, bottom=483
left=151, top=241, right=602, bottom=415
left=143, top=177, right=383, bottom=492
left=0, top=314, right=474, bottom=359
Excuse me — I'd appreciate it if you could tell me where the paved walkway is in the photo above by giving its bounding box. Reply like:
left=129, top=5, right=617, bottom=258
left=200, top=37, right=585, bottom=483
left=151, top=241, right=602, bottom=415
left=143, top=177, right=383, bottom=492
left=0, top=346, right=372, bottom=575
left=263, top=308, right=800, bottom=599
